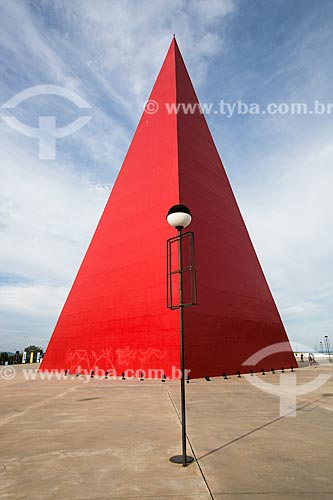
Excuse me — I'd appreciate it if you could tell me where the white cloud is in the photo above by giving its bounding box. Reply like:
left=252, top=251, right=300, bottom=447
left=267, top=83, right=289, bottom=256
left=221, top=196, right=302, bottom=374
left=234, top=135, right=333, bottom=342
left=0, top=283, right=67, bottom=350
left=0, top=284, right=67, bottom=318
left=0, top=132, right=110, bottom=283
left=47, top=0, right=234, bottom=105
left=191, top=0, right=235, bottom=23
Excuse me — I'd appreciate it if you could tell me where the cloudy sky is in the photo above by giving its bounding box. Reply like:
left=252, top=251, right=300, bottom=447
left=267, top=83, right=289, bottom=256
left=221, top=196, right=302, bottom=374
left=0, top=0, right=332, bottom=353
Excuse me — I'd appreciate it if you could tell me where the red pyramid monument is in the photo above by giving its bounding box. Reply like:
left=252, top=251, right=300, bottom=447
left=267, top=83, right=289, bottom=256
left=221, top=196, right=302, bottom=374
left=41, top=38, right=296, bottom=378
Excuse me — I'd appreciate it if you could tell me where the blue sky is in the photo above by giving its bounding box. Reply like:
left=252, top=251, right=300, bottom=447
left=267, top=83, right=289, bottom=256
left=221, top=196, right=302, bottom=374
left=0, top=0, right=332, bottom=353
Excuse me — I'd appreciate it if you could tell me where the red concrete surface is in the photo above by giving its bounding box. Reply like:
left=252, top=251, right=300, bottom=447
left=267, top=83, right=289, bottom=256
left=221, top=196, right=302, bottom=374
left=40, top=38, right=296, bottom=378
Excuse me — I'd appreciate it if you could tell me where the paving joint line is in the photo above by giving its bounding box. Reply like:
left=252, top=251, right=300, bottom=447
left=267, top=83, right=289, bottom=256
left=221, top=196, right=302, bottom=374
left=165, top=383, right=214, bottom=500
left=0, top=386, right=78, bottom=428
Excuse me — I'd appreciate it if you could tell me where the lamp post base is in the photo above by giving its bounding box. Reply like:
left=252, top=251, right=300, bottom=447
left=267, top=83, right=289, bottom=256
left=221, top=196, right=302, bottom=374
left=169, top=455, right=194, bottom=465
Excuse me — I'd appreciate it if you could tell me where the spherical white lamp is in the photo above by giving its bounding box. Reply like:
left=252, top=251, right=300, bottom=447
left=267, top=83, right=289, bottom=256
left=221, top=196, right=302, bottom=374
left=166, top=204, right=192, bottom=230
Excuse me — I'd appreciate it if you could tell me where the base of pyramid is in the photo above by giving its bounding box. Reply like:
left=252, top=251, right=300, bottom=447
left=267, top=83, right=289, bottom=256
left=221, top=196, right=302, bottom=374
left=40, top=345, right=297, bottom=379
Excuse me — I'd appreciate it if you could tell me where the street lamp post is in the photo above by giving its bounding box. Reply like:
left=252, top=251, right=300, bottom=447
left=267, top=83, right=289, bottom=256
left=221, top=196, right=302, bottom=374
left=324, top=336, right=331, bottom=363
left=166, top=204, right=195, bottom=467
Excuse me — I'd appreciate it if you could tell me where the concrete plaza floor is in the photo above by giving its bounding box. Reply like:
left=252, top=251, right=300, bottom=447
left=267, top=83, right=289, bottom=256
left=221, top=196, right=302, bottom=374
left=0, top=363, right=332, bottom=500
